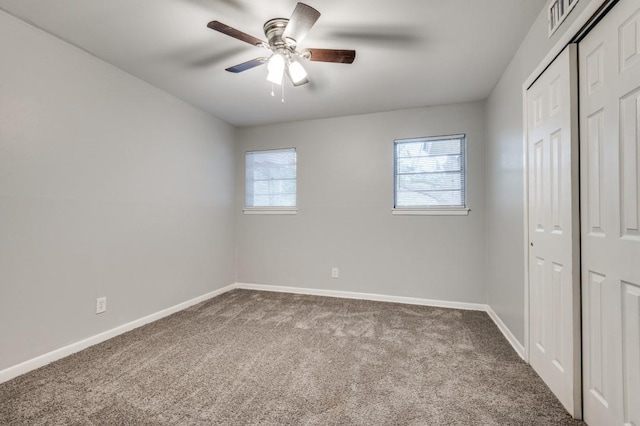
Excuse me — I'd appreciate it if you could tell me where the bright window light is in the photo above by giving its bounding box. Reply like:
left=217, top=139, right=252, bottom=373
left=394, top=135, right=467, bottom=209
left=245, top=148, right=297, bottom=207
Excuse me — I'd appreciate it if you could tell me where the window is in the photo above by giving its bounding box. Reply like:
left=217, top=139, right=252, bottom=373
left=245, top=148, right=297, bottom=213
left=394, top=135, right=467, bottom=214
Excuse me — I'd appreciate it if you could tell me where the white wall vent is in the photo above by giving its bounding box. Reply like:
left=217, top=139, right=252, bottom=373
left=548, top=0, right=579, bottom=37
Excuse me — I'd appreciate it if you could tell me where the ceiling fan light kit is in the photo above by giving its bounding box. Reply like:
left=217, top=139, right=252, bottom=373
left=208, top=2, right=356, bottom=98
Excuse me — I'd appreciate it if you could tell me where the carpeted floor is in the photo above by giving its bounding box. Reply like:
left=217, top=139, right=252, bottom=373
left=0, top=289, right=583, bottom=425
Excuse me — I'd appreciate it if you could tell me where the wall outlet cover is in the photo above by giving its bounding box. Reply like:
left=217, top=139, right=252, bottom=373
left=96, top=297, right=107, bottom=314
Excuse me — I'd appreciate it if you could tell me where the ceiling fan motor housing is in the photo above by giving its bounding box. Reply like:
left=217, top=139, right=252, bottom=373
left=264, top=18, right=294, bottom=53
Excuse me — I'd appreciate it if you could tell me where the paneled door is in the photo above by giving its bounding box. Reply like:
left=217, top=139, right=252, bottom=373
left=579, top=0, right=640, bottom=424
left=526, top=45, right=581, bottom=417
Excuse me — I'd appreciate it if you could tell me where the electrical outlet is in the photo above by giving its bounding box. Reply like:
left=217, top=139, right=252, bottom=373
left=96, top=297, right=107, bottom=314
left=331, top=267, right=339, bottom=279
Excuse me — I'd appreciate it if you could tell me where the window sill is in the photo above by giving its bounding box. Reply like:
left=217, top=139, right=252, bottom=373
left=392, top=208, right=470, bottom=216
left=243, top=207, right=298, bottom=215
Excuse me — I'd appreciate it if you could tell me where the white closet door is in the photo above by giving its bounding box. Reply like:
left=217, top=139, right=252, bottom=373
left=526, top=44, right=581, bottom=418
left=580, top=0, right=640, bottom=425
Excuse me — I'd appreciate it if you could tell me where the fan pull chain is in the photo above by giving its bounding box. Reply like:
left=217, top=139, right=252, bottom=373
left=281, top=83, right=285, bottom=103
left=270, top=83, right=275, bottom=97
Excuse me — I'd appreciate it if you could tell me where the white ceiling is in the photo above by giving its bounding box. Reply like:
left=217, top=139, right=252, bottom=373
left=0, top=0, right=546, bottom=127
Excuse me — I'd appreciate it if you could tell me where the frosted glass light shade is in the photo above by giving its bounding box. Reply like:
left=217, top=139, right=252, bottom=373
left=288, top=60, right=307, bottom=84
left=266, top=54, right=285, bottom=85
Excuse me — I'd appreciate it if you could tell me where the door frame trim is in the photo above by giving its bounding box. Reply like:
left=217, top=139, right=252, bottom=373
left=521, top=0, right=614, bottom=365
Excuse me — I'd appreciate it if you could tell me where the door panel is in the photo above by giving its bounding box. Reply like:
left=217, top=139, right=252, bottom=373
left=527, top=44, right=581, bottom=417
left=622, top=282, right=640, bottom=426
left=586, top=110, right=605, bottom=236
left=579, top=0, right=640, bottom=424
left=585, top=271, right=609, bottom=407
left=620, top=89, right=640, bottom=239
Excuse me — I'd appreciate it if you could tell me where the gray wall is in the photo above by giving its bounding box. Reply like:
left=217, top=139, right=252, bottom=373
left=0, top=12, right=236, bottom=371
left=2, top=0, right=598, bottom=372
left=236, top=102, right=487, bottom=303
left=485, top=0, right=598, bottom=344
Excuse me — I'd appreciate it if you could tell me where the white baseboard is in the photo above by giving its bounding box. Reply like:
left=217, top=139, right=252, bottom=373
left=235, top=282, right=487, bottom=311
left=486, top=306, right=525, bottom=360
left=1, top=282, right=526, bottom=384
left=236, top=283, right=525, bottom=359
left=0, top=283, right=237, bottom=384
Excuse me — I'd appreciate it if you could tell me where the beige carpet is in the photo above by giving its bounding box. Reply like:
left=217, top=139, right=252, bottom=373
left=0, top=289, right=583, bottom=425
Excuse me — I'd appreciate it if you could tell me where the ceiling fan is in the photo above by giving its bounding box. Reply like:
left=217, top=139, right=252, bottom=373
left=207, top=2, right=356, bottom=89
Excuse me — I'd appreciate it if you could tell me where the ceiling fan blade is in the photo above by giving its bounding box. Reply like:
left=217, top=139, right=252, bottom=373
left=283, top=3, right=321, bottom=45
left=322, top=26, right=421, bottom=47
left=225, top=57, right=267, bottom=73
left=208, top=21, right=267, bottom=47
left=302, top=49, right=356, bottom=64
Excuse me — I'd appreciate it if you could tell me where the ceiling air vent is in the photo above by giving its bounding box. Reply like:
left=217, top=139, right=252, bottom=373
left=548, top=0, right=579, bottom=37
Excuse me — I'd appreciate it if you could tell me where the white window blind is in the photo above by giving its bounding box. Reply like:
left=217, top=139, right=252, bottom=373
left=394, top=135, right=466, bottom=209
left=245, top=148, right=296, bottom=207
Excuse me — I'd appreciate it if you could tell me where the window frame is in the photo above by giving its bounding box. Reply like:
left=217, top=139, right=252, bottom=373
left=243, top=147, right=298, bottom=215
left=392, top=134, right=470, bottom=216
